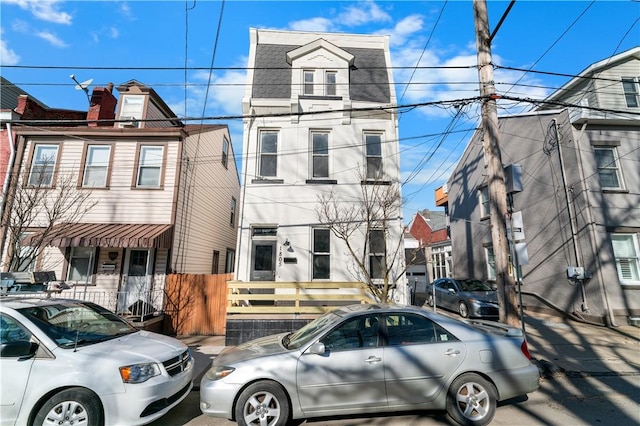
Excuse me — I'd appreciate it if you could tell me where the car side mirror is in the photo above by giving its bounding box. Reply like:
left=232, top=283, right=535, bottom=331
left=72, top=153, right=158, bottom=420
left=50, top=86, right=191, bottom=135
left=307, top=342, right=326, bottom=355
left=448, top=288, right=456, bottom=294
left=0, top=340, right=38, bottom=359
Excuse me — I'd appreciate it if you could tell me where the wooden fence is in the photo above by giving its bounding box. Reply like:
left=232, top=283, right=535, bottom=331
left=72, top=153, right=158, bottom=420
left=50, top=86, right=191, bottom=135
left=164, top=273, right=231, bottom=336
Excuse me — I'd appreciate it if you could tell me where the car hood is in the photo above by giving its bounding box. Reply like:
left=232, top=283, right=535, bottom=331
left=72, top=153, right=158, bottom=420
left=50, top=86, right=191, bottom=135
left=63, top=330, right=188, bottom=363
left=215, top=333, right=289, bottom=365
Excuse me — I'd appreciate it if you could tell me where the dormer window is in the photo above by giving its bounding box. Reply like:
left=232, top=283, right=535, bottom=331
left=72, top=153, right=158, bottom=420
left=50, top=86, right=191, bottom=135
left=304, top=70, right=314, bottom=95
left=622, top=77, right=639, bottom=108
left=326, top=71, right=337, bottom=96
left=302, top=69, right=338, bottom=97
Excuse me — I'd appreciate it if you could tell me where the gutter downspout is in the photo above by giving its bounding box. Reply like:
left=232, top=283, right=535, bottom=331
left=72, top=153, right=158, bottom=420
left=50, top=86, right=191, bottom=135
left=0, top=122, right=17, bottom=266
left=574, top=121, right=617, bottom=326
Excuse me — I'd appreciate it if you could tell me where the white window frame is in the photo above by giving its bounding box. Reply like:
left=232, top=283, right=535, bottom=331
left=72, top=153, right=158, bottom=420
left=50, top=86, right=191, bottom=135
left=312, top=228, right=331, bottom=280
left=611, top=233, right=640, bottom=285
left=479, top=186, right=490, bottom=217
left=222, top=137, right=229, bottom=168
left=28, top=144, right=59, bottom=187
left=259, top=130, right=278, bottom=177
left=230, top=197, right=237, bottom=227
left=136, top=145, right=164, bottom=187
left=325, top=71, right=337, bottom=96
left=303, top=70, right=314, bottom=95
left=364, top=132, right=383, bottom=180
left=225, top=248, right=235, bottom=273
left=82, top=145, right=111, bottom=188
left=621, top=77, right=639, bottom=108
left=119, top=94, right=144, bottom=120
left=67, top=247, right=95, bottom=284
left=311, top=131, right=329, bottom=178
left=594, top=147, right=625, bottom=190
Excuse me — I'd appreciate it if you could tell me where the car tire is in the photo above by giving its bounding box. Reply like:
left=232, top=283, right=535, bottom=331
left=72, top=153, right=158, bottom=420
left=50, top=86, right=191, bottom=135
left=427, top=293, right=434, bottom=307
left=33, top=387, right=103, bottom=426
left=458, top=301, right=470, bottom=318
left=235, top=380, right=290, bottom=426
left=446, top=373, right=496, bottom=426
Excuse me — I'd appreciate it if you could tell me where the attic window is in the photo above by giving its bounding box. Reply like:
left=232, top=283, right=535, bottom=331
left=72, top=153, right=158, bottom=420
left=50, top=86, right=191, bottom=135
left=622, top=77, right=639, bottom=108
left=120, top=95, right=144, bottom=120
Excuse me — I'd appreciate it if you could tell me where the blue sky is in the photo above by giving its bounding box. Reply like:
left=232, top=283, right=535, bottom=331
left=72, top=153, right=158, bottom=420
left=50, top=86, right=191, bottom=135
left=1, top=0, right=638, bottom=224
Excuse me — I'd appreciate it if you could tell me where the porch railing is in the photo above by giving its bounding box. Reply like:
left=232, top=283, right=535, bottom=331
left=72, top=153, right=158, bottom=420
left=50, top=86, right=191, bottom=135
left=227, top=281, right=376, bottom=314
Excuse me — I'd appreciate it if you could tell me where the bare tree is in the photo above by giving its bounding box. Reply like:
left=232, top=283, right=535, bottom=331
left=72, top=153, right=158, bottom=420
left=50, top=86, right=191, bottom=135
left=2, top=159, right=97, bottom=272
left=316, top=169, right=416, bottom=303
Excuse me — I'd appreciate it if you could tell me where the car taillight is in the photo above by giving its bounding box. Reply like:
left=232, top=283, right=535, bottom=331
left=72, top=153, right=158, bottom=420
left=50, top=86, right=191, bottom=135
left=521, top=340, right=531, bottom=360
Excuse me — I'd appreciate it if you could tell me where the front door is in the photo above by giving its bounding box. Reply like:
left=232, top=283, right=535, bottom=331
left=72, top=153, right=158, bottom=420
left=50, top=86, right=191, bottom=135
left=250, top=241, right=276, bottom=281
left=118, top=249, right=152, bottom=314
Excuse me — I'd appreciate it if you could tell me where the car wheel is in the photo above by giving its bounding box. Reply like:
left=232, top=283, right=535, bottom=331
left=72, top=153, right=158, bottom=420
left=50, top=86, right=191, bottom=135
left=33, top=387, right=103, bottom=426
left=235, top=381, right=290, bottom=426
left=427, top=293, right=434, bottom=307
left=458, top=301, right=470, bottom=318
left=446, top=373, right=496, bottom=426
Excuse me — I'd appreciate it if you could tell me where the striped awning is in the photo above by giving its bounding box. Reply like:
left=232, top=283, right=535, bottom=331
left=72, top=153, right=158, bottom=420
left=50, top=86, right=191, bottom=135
left=26, top=223, right=174, bottom=249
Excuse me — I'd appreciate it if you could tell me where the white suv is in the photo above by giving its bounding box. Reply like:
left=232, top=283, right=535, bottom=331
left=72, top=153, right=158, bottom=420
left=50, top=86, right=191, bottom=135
left=0, top=297, right=193, bottom=426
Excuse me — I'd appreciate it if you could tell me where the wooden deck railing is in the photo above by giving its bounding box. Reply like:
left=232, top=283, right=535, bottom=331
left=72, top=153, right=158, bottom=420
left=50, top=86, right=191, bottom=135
left=227, top=281, right=375, bottom=314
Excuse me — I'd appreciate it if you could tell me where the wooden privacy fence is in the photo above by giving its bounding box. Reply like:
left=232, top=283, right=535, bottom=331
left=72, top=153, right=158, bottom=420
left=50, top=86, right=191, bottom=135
left=164, top=273, right=231, bottom=336
left=227, top=281, right=375, bottom=314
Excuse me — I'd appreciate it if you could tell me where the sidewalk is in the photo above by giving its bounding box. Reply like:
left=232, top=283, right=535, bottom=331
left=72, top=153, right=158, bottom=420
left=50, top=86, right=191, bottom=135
left=179, top=311, right=640, bottom=391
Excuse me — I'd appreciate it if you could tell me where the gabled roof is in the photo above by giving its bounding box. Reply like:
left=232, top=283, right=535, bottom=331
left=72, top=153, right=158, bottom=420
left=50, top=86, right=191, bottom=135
left=286, top=39, right=354, bottom=66
left=1, top=76, right=48, bottom=110
left=543, top=46, right=640, bottom=103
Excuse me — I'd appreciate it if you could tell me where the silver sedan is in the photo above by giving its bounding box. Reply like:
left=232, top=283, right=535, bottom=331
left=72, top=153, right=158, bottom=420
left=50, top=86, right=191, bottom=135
left=200, top=304, right=539, bottom=426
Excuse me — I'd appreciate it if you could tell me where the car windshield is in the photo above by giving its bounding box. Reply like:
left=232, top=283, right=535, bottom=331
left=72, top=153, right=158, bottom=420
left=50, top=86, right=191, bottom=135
left=285, top=311, right=340, bottom=350
left=19, top=301, right=137, bottom=348
left=459, top=280, right=494, bottom=292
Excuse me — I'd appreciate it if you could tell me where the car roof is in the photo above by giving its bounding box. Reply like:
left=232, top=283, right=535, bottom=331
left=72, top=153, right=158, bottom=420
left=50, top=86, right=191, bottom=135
left=0, top=297, right=85, bottom=310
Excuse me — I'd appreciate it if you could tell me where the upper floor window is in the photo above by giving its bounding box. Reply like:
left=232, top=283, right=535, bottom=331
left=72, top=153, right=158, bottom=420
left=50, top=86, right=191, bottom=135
left=120, top=95, right=144, bottom=120
left=28, top=144, right=59, bottom=187
left=311, top=131, right=329, bottom=178
left=325, top=71, right=337, bottom=96
left=82, top=145, right=112, bottom=188
left=594, top=147, right=624, bottom=190
left=222, top=138, right=229, bottom=168
left=135, top=145, right=164, bottom=188
left=479, top=186, right=490, bottom=217
left=621, top=77, right=639, bottom=108
left=259, top=131, right=278, bottom=177
left=364, top=133, right=383, bottom=180
left=611, top=233, right=640, bottom=284
left=369, top=229, right=385, bottom=279
left=230, top=197, right=237, bottom=227
left=312, top=228, right=330, bottom=280
left=303, top=70, right=314, bottom=95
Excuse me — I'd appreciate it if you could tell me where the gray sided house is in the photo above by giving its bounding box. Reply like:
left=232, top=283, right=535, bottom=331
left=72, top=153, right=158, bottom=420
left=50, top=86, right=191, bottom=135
left=447, top=47, right=640, bottom=326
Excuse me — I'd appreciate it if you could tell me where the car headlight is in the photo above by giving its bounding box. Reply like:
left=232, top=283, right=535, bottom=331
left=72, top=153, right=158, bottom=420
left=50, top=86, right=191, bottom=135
left=119, top=363, right=161, bottom=383
left=205, top=365, right=235, bottom=381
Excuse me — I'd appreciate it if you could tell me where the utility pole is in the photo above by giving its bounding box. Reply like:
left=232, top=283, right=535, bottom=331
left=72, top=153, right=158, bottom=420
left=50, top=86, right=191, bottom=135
left=473, top=0, right=520, bottom=327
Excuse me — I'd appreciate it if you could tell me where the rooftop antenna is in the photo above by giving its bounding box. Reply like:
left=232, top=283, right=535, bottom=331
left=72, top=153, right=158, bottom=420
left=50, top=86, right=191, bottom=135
left=70, top=74, right=93, bottom=104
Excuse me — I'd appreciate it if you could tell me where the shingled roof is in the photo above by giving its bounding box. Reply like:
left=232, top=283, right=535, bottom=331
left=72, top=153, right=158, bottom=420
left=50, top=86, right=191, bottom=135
left=253, top=44, right=391, bottom=103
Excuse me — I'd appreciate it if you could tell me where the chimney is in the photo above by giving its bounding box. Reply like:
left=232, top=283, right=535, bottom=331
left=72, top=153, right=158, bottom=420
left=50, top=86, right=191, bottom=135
left=86, top=84, right=117, bottom=127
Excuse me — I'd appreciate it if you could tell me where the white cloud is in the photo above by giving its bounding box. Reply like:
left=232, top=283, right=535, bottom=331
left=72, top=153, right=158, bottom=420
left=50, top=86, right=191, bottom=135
left=289, top=17, right=336, bottom=32
left=119, top=2, right=134, bottom=19
left=339, top=1, right=392, bottom=26
left=0, top=34, right=20, bottom=65
left=4, top=0, right=72, bottom=25
left=383, top=15, right=425, bottom=47
left=36, top=31, right=68, bottom=47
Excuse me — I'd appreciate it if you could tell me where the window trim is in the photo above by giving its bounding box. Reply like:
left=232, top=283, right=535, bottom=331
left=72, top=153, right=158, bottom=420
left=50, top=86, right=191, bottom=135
left=485, top=246, right=496, bottom=281
left=325, top=71, right=337, bottom=96
left=594, top=146, right=625, bottom=190
left=26, top=143, right=61, bottom=188
left=312, top=227, right=331, bottom=280
left=368, top=229, right=386, bottom=280
left=230, top=197, right=237, bottom=228
left=310, top=130, right=330, bottom=179
left=222, top=137, right=229, bottom=169
left=611, top=233, right=640, bottom=285
left=79, top=143, right=114, bottom=189
left=364, top=132, right=383, bottom=181
left=258, top=130, right=278, bottom=178
left=225, top=248, right=236, bottom=273
left=132, top=143, right=167, bottom=189
left=479, top=186, right=490, bottom=218
left=621, top=77, right=639, bottom=108
left=303, top=70, right=315, bottom=95
left=66, top=246, right=96, bottom=284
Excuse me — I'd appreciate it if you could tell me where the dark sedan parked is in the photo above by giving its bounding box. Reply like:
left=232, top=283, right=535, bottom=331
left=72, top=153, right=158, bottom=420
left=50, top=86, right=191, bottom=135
left=427, top=278, right=499, bottom=318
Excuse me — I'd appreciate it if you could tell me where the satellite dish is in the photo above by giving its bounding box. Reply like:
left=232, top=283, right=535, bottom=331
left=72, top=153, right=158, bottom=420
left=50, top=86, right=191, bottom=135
left=74, top=78, right=93, bottom=90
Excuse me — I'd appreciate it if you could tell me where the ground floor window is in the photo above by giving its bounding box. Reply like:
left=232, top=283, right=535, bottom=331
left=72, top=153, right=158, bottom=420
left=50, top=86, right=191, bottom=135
left=485, top=247, right=496, bottom=280
left=611, top=233, right=640, bottom=284
left=225, top=248, right=235, bottom=273
left=312, top=228, right=330, bottom=279
left=67, top=247, right=95, bottom=284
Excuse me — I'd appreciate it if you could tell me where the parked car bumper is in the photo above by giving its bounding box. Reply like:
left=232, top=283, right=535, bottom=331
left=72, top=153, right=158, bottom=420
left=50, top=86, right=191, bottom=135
left=490, top=363, right=540, bottom=401
left=469, top=301, right=499, bottom=318
left=199, top=375, right=242, bottom=419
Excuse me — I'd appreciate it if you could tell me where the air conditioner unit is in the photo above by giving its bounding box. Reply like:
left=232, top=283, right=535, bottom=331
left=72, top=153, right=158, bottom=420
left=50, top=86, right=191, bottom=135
left=118, top=116, right=139, bottom=128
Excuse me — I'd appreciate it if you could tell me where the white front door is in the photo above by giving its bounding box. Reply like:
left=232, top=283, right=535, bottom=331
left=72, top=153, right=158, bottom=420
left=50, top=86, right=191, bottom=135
left=118, top=249, right=153, bottom=314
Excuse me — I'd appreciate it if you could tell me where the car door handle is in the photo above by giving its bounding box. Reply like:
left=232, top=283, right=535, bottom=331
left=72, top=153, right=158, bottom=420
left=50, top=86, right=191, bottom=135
left=364, top=356, right=382, bottom=364
left=444, top=349, right=460, bottom=356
